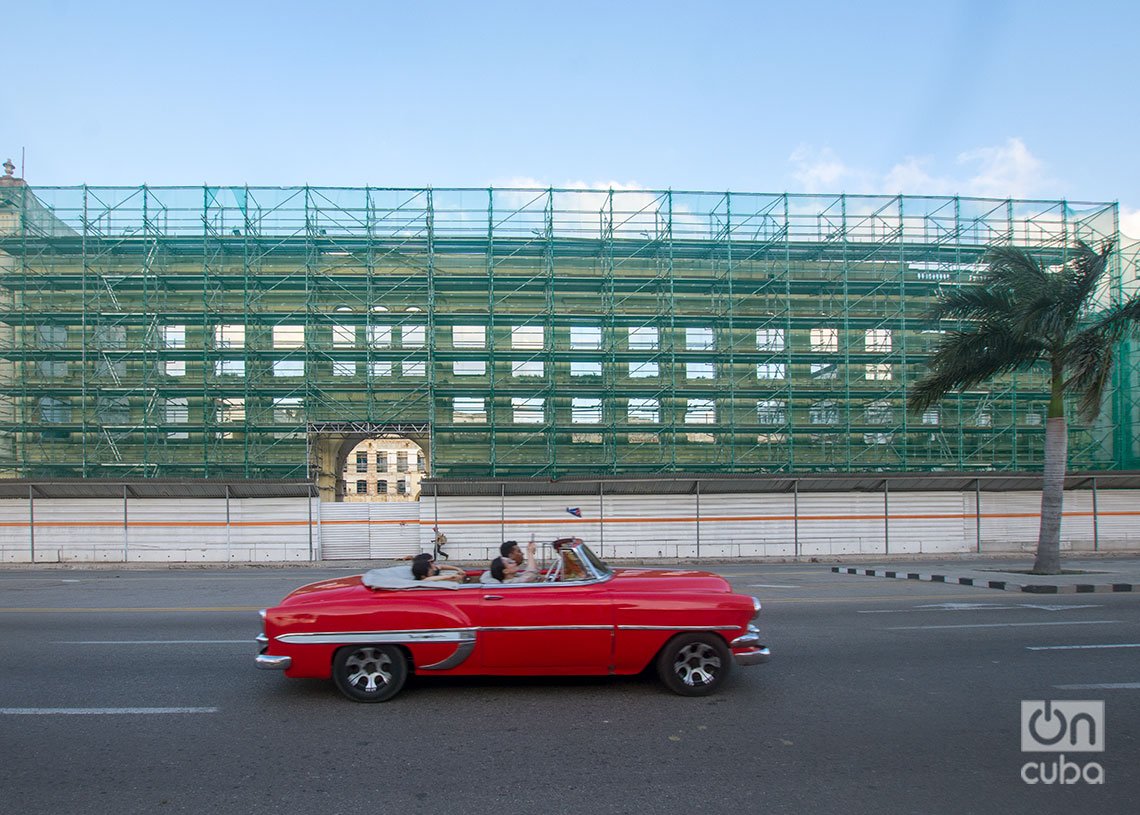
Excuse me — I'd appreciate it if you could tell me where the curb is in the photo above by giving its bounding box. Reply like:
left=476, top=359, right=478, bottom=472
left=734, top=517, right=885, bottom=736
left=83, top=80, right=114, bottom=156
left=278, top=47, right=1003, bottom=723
left=831, top=566, right=1137, bottom=595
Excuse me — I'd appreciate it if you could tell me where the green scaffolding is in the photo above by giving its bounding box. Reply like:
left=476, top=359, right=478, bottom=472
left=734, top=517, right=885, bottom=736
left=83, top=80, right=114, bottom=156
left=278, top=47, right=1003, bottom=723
left=0, top=184, right=1133, bottom=479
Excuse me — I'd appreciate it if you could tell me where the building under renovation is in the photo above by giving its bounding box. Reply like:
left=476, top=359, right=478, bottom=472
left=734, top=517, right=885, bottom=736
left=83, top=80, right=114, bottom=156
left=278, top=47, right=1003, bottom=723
left=1, top=166, right=1136, bottom=500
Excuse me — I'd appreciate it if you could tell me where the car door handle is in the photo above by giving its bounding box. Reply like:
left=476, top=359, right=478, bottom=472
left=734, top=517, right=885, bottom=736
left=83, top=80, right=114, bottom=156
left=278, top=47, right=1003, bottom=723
left=483, top=595, right=504, bottom=600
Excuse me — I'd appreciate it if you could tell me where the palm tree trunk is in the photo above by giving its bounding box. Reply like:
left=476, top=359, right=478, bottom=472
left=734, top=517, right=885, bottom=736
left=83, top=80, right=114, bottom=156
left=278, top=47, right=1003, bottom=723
left=1033, top=371, right=1067, bottom=574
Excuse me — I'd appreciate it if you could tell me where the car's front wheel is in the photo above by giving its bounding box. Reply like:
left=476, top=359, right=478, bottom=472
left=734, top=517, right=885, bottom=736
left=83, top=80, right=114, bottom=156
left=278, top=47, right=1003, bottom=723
left=332, top=645, right=408, bottom=702
left=655, top=633, right=731, bottom=696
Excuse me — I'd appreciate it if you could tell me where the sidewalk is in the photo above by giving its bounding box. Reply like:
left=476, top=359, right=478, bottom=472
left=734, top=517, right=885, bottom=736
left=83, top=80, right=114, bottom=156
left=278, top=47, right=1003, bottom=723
left=832, top=555, right=1140, bottom=594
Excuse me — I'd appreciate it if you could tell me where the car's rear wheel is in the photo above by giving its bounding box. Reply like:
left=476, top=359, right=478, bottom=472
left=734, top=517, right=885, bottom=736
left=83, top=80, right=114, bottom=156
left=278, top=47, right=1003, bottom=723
left=655, top=633, right=731, bottom=696
left=332, top=645, right=408, bottom=702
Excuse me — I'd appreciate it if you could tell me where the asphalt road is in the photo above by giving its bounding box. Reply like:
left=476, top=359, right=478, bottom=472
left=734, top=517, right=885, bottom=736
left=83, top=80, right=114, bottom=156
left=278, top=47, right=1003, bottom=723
left=2, top=564, right=1138, bottom=815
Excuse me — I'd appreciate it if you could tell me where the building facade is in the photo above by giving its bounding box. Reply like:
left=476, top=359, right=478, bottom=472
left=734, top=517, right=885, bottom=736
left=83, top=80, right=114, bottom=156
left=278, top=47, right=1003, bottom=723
left=0, top=178, right=1135, bottom=483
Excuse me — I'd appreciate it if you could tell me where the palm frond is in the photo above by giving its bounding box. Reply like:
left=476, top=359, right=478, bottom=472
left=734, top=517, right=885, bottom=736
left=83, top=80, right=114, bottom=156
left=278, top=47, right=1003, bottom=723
left=929, top=285, right=1014, bottom=322
left=1063, top=290, right=1140, bottom=419
left=1059, top=240, right=1113, bottom=323
left=908, top=325, right=1044, bottom=415
left=982, top=245, right=1052, bottom=299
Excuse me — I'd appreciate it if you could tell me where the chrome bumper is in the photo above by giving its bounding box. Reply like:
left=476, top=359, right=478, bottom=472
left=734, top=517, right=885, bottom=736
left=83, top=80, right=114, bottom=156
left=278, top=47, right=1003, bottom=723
left=733, top=646, right=771, bottom=666
left=730, top=624, right=770, bottom=666
left=256, top=653, right=292, bottom=670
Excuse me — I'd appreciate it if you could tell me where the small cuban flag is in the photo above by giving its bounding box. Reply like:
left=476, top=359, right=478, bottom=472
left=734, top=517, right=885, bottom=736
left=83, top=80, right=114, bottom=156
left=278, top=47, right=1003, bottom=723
left=565, top=507, right=582, bottom=518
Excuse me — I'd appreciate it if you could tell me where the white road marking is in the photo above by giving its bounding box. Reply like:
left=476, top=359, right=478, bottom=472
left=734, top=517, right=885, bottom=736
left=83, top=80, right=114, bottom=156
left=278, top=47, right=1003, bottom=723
left=862, top=603, right=1103, bottom=614
left=887, top=620, right=1122, bottom=631
left=1028, top=643, right=1140, bottom=651
left=0, top=707, right=218, bottom=715
left=746, top=584, right=800, bottom=589
left=55, top=640, right=250, bottom=645
left=1053, top=683, right=1140, bottom=690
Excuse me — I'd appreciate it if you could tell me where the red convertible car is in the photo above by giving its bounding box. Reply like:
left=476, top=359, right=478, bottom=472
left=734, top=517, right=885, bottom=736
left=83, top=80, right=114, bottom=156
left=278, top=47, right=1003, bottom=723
left=256, top=538, right=769, bottom=702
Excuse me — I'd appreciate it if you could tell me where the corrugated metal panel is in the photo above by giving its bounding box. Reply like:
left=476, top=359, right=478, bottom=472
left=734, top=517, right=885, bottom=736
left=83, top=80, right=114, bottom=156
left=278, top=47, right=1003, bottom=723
left=0, top=501, right=30, bottom=562
left=888, top=493, right=966, bottom=554
left=796, top=493, right=886, bottom=556
left=35, top=499, right=127, bottom=562
left=367, top=503, right=421, bottom=559
left=319, top=503, right=370, bottom=560
left=1096, top=491, right=1140, bottom=548
left=979, top=491, right=1042, bottom=553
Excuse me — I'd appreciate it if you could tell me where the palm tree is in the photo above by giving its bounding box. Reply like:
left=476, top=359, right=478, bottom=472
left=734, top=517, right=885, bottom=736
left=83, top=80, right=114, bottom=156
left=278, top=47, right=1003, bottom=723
left=909, top=239, right=1140, bottom=574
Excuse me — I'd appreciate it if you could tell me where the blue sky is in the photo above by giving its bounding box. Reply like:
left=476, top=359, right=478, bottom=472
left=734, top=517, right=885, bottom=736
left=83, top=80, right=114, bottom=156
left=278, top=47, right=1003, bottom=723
left=3, top=1, right=1138, bottom=233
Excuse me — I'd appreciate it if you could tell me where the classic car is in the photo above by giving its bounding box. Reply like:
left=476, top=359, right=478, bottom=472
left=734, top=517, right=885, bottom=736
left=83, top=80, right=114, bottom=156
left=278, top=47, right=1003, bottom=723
left=256, top=537, right=770, bottom=701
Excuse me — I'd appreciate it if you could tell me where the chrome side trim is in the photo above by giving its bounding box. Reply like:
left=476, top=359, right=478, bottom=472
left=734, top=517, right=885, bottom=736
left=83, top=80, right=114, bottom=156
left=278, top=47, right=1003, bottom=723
left=479, top=625, right=614, bottom=632
left=419, top=640, right=476, bottom=671
left=255, top=654, right=291, bottom=670
left=276, top=629, right=477, bottom=646
left=617, top=625, right=739, bottom=632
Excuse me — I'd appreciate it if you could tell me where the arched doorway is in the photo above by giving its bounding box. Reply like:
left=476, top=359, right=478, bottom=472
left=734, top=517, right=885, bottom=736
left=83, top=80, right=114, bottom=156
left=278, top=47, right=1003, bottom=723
left=307, top=423, right=430, bottom=503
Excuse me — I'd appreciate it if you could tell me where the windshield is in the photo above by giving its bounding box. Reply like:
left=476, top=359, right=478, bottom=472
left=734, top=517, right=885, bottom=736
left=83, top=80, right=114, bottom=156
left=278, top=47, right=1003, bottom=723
left=576, top=542, right=611, bottom=579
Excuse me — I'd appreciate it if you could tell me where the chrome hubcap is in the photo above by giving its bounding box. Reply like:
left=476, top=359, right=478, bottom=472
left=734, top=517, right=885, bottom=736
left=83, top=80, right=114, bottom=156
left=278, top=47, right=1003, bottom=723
left=345, top=648, right=393, bottom=693
left=673, top=643, right=721, bottom=686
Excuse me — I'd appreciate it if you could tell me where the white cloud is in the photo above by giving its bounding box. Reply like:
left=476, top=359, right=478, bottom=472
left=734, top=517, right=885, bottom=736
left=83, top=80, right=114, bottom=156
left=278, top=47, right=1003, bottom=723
left=1120, top=208, right=1140, bottom=241
left=956, top=138, right=1048, bottom=199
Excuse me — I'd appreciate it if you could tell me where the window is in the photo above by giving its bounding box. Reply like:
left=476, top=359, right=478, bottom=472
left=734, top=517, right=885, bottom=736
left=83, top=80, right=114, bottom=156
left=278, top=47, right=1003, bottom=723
left=810, top=399, right=839, bottom=425
left=628, top=326, right=658, bottom=350
left=356, top=480, right=368, bottom=495
left=685, top=399, right=716, bottom=424
left=686, top=327, right=715, bottom=351
left=401, top=325, right=425, bottom=348
left=570, top=326, right=601, bottom=350
left=272, top=398, right=303, bottom=424
left=627, top=398, right=659, bottom=423
left=810, top=327, right=838, bottom=352
left=370, top=361, right=393, bottom=377
left=512, top=398, right=545, bottom=424
left=161, top=325, right=185, bottom=349
left=417, top=452, right=424, bottom=471
left=865, top=329, right=892, bottom=352
left=757, top=328, right=785, bottom=351
left=332, top=325, right=355, bottom=348
left=356, top=452, right=368, bottom=473
left=96, top=396, right=129, bottom=425
left=333, top=361, right=357, bottom=377
left=1024, top=412, right=1043, bottom=426
left=39, top=360, right=68, bottom=378
left=863, top=433, right=894, bottom=445
left=810, top=362, right=838, bottom=380
left=37, top=325, right=67, bottom=348
left=273, top=325, right=304, bottom=349
left=454, top=360, right=486, bottom=376
left=274, top=360, right=304, bottom=377
left=39, top=397, right=71, bottom=423
left=377, top=451, right=389, bottom=471
left=864, top=400, right=894, bottom=425
left=165, top=360, right=186, bottom=377
left=164, top=397, right=188, bottom=439
left=376, top=479, right=388, bottom=495
left=512, top=360, right=544, bottom=377
left=511, top=325, right=544, bottom=350
left=215, top=324, right=245, bottom=349
left=453, top=325, right=485, bottom=348
left=572, top=398, right=602, bottom=424
left=397, top=452, right=408, bottom=473
left=215, top=360, right=245, bottom=376
left=757, top=363, right=786, bottom=380
left=686, top=362, right=715, bottom=380
left=367, top=325, right=392, bottom=348
left=973, top=407, right=993, bottom=428
left=95, top=358, right=126, bottom=381
left=865, top=363, right=893, bottom=381
left=95, top=325, right=127, bottom=349
left=396, top=479, right=408, bottom=495
left=453, top=397, right=486, bottom=423
left=757, top=399, right=786, bottom=425
left=571, top=361, right=602, bottom=377
left=629, top=361, right=659, bottom=378
left=402, top=361, right=425, bottom=377
left=217, top=398, right=245, bottom=423
left=922, top=408, right=940, bottom=426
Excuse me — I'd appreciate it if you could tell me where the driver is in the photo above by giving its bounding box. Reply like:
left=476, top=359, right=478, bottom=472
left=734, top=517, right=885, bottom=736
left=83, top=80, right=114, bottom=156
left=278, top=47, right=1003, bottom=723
left=489, top=539, right=540, bottom=583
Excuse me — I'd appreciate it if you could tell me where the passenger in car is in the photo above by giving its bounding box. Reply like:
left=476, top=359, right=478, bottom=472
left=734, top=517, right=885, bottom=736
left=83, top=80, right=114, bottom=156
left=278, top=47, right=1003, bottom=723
left=489, top=539, right=540, bottom=583
left=411, top=553, right=467, bottom=583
